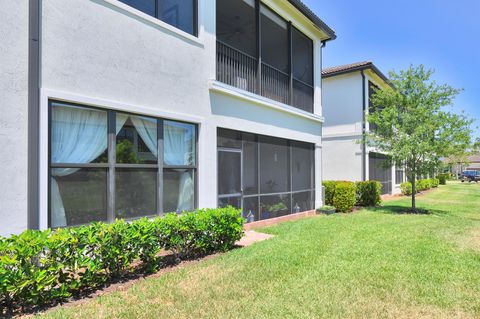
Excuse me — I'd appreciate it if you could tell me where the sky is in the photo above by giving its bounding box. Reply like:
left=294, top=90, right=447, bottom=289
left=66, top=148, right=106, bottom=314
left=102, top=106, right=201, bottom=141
left=303, top=0, right=480, bottom=138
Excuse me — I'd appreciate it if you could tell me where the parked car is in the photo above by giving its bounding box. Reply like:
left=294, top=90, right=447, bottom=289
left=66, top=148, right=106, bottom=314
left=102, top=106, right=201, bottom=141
left=461, top=170, right=480, bottom=183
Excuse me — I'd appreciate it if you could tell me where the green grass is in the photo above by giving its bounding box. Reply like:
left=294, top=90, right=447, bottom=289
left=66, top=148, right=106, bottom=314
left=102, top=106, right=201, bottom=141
left=38, top=182, right=480, bottom=319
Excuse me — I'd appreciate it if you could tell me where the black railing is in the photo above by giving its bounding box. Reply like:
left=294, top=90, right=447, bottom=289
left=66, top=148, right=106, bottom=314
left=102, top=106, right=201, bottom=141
left=261, top=62, right=290, bottom=105
left=216, top=41, right=314, bottom=113
left=216, top=41, right=258, bottom=94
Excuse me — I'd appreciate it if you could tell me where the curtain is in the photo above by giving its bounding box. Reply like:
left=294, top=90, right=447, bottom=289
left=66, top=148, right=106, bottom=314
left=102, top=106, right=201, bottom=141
left=177, top=170, right=194, bottom=212
left=164, top=121, right=195, bottom=212
left=164, top=121, right=194, bottom=166
left=130, top=116, right=157, bottom=155
left=50, top=105, right=111, bottom=228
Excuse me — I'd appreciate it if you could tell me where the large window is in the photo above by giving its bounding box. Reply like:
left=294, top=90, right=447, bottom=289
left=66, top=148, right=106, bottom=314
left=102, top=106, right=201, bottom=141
left=216, top=0, right=314, bottom=112
left=49, top=101, right=197, bottom=228
left=217, top=128, right=315, bottom=222
left=118, top=0, right=197, bottom=36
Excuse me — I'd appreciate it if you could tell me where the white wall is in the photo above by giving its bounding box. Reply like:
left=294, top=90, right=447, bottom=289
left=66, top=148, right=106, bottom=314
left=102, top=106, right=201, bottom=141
left=33, top=0, right=326, bottom=229
left=0, top=0, right=29, bottom=237
left=322, top=72, right=363, bottom=137
left=322, top=136, right=363, bottom=181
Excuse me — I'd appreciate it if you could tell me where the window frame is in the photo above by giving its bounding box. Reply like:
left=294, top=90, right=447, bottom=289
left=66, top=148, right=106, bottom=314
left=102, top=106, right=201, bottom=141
left=118, top=0, right=199, bottom=37
left=48, top=100, right=198, bottom=228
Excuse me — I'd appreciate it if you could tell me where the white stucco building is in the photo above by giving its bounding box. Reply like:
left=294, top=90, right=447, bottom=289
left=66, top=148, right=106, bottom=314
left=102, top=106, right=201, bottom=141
left=0, top=0, right=335, bottom=236
left=322, top=62, right=404, bottom=195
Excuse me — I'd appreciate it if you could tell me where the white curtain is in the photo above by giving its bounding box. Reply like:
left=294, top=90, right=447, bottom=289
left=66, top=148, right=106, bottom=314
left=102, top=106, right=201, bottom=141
left=50, top=105, right=111, bottom=228
left=131, top=116, right=157, bottom=155
left=164, top=121, right=195, bottom=211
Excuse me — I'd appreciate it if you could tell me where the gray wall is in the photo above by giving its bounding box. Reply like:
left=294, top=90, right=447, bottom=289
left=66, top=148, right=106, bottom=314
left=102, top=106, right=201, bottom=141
left=0, top=0, right=29, bottom=236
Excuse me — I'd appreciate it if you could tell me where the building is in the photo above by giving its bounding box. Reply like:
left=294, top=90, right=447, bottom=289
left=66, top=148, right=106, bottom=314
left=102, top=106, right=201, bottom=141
left=447, top=153, right=480, bottom=176
left=321, top=62, right=404, bottom=195
left=0, top=0, right=335, bottom=236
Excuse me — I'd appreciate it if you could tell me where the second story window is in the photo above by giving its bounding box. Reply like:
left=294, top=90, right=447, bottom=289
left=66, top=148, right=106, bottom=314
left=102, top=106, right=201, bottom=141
left=216, top=0, right=314, bottom=113
left=119, top=0, right=197, bottom=36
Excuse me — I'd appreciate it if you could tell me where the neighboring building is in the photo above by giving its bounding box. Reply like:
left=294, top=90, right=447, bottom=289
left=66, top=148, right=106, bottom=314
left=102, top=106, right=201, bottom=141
left=321, top=62, right=404, bottom=195
left=447, top=153, right=480, bottom=176
left=0, top=0, right=335, bottom=236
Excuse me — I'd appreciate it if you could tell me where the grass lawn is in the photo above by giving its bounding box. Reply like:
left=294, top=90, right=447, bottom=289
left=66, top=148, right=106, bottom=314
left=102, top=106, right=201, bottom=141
left=38, top=182, right=480, bottom=319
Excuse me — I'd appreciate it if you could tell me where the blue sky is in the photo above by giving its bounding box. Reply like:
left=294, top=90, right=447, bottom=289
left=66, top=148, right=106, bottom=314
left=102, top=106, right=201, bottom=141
left=303, top=0, right=480, bottom=138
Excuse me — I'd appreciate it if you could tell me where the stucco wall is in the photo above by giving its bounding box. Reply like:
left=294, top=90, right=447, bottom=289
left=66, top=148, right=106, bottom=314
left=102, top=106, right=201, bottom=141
left=322, top=72, right=363, bottom=137
left=0, top=0, right=29, bottom=236
left=322, top=137, right=363, bottom=181
left=31, top=0, right=326, bottom=229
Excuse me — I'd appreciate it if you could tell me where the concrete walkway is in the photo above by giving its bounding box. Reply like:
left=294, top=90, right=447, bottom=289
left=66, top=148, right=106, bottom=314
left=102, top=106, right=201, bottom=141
left=236, top=230, right=274, bottom=247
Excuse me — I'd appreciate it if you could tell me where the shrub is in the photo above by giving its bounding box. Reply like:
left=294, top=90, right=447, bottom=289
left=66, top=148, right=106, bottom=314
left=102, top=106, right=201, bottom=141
left=0, top=207, right=244, bottom=312
left=430, top=178, right=440, bottom=188
left=355, top=181, right=382, bottom=207
left=437, top=174, right=447, bottom=185
left=400, top=182, right=412, bottom=195
left=323, top=181, right=337, bottom=206
left=332, top=181, right=356, bottom=213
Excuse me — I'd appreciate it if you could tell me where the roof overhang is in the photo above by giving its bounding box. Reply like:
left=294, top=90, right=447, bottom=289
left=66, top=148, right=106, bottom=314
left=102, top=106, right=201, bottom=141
left=322, top=62, right=393, bottom=88
left=286, top=0, right=336, bottom=41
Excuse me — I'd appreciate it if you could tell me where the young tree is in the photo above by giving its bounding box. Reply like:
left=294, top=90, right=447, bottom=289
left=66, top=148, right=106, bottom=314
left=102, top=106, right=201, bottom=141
left=367, top=65, right=473, bottom=211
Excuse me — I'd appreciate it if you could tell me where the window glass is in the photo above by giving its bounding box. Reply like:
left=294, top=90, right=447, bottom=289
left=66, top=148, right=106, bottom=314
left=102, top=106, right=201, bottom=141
left=260, top=194, right=291, bottom=220
left=116, top=113, right=158, bottom=164
left=243, top=133, right=258, bottom=195
left=292, top=28, right=313, bottom=85
left=260, top=136, right=289, bottom=193
left=118, top=0, right=156, bottom=16
left=291, top=141, right=313, bottom=191
left=217, top=0, right=256, bottom=56
left=158, top=0, right=195, bottom=35
left=163, top=169, right=195, bottom=213
left=261, top=5, right=288, bottom=73
left=116, top=169, right=157, bottom=219
left=164, top=121, right=196, bottom=166
left=51, top=168, right=107, bottom=228
left=51, top=103, right=108, bottom=164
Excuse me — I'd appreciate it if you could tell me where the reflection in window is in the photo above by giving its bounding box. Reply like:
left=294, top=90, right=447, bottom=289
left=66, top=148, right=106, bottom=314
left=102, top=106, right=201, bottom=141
left=163, top=169, right=195, bottom=213
left=116, top=169, right=157, bottom=219
left=50, top=101, right=198, bottom=228
left=219, top=197, right=242, bottom=210
left=118, top=0, right=197, bottom=36
left=51, top=168, right=107, bottom=228
left=116, top=113, right=158, bottom=164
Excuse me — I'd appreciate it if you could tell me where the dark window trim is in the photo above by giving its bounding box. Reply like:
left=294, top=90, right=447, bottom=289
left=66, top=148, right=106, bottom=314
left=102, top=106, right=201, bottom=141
left=119, top=0, right=198, bottom=37
left=48, top=100, right=198, bottom=228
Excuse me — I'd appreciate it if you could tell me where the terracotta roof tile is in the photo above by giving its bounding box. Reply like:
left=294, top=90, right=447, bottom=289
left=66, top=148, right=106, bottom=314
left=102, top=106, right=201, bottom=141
left=322, top=61, right=373, bottom=76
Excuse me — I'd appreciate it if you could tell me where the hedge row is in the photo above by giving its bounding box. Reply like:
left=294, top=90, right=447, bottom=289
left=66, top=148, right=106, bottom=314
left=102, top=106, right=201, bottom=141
left=323, top=180, right=382, bottom=212
left=0, top=207, right=244, bottom=312
left=400, top=178, right=440, bottom=196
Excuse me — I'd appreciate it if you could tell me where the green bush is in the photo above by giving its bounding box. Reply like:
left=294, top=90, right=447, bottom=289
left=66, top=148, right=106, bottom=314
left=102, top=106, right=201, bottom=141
left=322, top=181, right=337, bottom=206
left=437, top=174, right=447, bottom=185
left=430, top=178, right=440, bottom=188
left=355, top=181, right=382, bottom=207
left=400, top=182, right=412, bottom=195
left=332, top=181, right=356, bottom=213
left=0, top=207, right=244, bottom=312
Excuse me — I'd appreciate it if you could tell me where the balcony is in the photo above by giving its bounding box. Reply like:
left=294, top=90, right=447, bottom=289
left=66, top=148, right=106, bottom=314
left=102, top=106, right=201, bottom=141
left=216, top=0, right=315, bottom=114
left=216, top=41, right=314, bottom=113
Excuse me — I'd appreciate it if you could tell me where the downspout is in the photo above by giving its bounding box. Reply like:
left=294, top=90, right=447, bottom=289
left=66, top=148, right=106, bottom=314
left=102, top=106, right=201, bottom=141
left=28, top=0, right=41, bottom=230
left=361, top=70, right=367, bottom=181
left=320, top=40, right=327, bottom=204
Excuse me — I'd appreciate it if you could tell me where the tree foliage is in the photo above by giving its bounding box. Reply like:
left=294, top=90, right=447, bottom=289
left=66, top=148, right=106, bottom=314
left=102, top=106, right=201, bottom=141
left=366, top=65, right=473, bottom=210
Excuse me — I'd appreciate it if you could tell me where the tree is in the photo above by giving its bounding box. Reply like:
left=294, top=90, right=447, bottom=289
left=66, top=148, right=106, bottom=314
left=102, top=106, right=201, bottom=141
left=367, top=65, right=473, bottom=211
left=473, top=137, right=480, bottom=152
